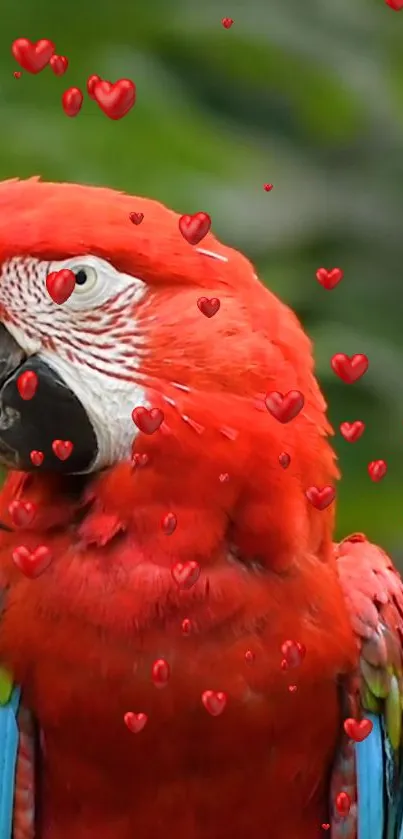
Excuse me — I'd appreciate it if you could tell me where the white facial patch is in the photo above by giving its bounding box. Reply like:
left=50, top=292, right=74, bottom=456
left=0, top=254, right=150, bottom=472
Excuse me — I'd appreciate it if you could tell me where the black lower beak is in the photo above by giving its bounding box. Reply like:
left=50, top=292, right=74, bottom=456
left=0, top=323, right=98, bottom=473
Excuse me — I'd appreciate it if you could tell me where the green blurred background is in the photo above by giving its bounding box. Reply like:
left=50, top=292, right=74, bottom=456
left=1, top=0, right=403, bottom=556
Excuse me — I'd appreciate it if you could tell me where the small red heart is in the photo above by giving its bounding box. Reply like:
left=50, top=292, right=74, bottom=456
left=50, top=54, right=68, bottom=76
left=17, top=370, right=38, bottom=401
left=201, top=690, right=227, bottom=717
left=131, top=452, right=149, bottom=469
left=151, top=658, right=170, bottom=689
left=197, top=297, right=220, bottom=318
left=12, top=545, right=52, bottom=578
left=93, top=78, right=136, bottom=120
left=129, top=212, right=144, bottom=225
left=62, top=87, right=83, bottom=118
left=124, top=712, right=148, bottom=734
left=368, top=460, right=387, bottom=482
left=221, top=17, right=234, bottom=28
left=385, top=0, right=403, bottom=8
left=8, top=500, right=37, bottom=528
left=335, top=791, right=351, bottom=816
left=46, top=269, right=76, bottom=304
left=288, top=684, right=297, bottom=693
left=331, top=353, right=368, bottom=384
left=316, top=267, right=344, bottom=290
left=281, top=640, right=306, bottom=669
left=263, top=183, right=273, bottom=192
left=12, top=38, right=55, bottom=74
left=305, top=485, right=335, bottom=510
left=171, top=560, right=201, bottom=590
left=278, top=452, right=291, bottom=469
left=219, top=472, right=230, bottom=483
left=322, top=825, right=330, bottom=831
left=161, top=512, right=177, bottom=535
left=52, top=439, right=73, bottom=461
left=339, top=420, right=365, bottom=442
left=181, top=618, right=193, bottom=635
left=30, top=450, right=44, bottom=467
left=179, top=212, right=211, bottom=245
left=343, top=717, right=373, bottom=742
left=87, top=74, right=102, bottom=99
left=132, top=407, right=164, bottom=435
left=265, top=390, right=304, bottom=423
left=13, top=71, right=22, bottom=79
left=245, top=649, right=255, bottom=663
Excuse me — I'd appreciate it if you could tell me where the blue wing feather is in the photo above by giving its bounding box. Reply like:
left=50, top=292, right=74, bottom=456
left=0, top=686, right=20, bottom=839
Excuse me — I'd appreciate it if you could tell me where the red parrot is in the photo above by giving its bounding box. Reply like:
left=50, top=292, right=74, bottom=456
left=0, top=177, right=401, bottom=839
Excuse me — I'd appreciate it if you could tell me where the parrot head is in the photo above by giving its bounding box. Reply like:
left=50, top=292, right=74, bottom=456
left=0, top=177, right=337, bottom=567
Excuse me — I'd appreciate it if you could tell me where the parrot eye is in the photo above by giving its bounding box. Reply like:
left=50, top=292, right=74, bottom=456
left=73, top=265, right=97, bottom=294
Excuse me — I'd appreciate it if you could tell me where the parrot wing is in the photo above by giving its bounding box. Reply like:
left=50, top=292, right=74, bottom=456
left=332, top=533, right=403, bottom=839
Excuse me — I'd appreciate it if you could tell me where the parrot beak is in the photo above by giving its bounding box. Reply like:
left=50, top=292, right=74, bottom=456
left=0, top=322, right=98, bottom=473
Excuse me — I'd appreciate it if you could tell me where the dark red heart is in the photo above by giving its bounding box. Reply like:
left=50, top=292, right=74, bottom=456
left=316, top=267, right=343, bottom=290
left=197, top=297, right=220, bottom=318
left=339, top=420, right=365, bottom=442
left=265, top=390, right=304, bottom=423
left=151, top=658, right=170, bottom=688
left=46, top=269, right=76, bottom=304
left=62, top=87, right=83, bottom=118
left=124, top=712, right=148, bottom=733
left=8, top=500, right=37, bottom=528
left=12, top=38, right=55, bottom=74
left=171, top=560, right=200, bottom=590
left=263, top=183, right=273, bottom=192
left=179, top=212, right=211, bottom=245
left=50, top=54, right=68, bottom=76
left=129, top=212, right=144, bottom=225
left=343, top=717, right=373, bottom=742
left=201, top=690, right=227, bottom=716
left=132, top=407, right=164, bottom=435
left=12, top=545, right=52, bottom=578
left=221, top=17, right=234, bottom=28
left=17, top=370, right=38, bottom=401
left=278, top=452, right=291, bottom=469
left=52, top=439, right=73, bottom=461
left=30, top=450, right=44, bottom=467
left=305, top=485, right=335, bottom=510
left=93, top=79, right=136, bottom=120
left=331, top=353, right=368, bottom=383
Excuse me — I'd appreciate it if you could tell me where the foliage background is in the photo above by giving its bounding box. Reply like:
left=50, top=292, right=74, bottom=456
left=1, top=0, right=402, bottom=556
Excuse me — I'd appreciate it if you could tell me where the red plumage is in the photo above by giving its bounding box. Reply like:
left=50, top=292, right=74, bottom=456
left=0, top=178, right=397, bottom=839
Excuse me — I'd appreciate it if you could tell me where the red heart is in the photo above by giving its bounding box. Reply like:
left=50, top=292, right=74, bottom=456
left=385, top=0, right=403, bottom=8
left=52, top=439, right=73, bottom=461
left=368, top=460, right=387, bottom=482
left=179, top=212, right=211, bottom=245
left=335, top=791, right=351, bottom=816
left=305, top=485, right=335, bottom=510
left=197, top=297, right=220, bottom=318
left=12, top=38, right=55, bottom=74
left=161, top=512, right=177, bottom=535
left=46, top=268, right=76, bottom=303
left=339, top=420, right=365, bottom=442
left=263, top=183, right=273, bottom=192
left=151, top=658, right=170, bottom=689
left=12, top=545, right=52, bottom=578
left=245, top=649, right=255, bottom=663
left=181, top=618, right=193, bottom=635
left=124, top=712, right=148, bottom=734
left=201, top=690, right=227, bottom=716
left=278, top=452, right=291, bottom=469
left=343, top=717, right=373, bottom=742
left=132, top=407, right=164, bottom=435
left=265, top=390, right=304, bottom=423
left=131, top=452, right=149, bottom=469
left=30, top=450, right=44, bottom=467
left=221, top=17, right=234, bottom=28
left=93, top=79, right=136, bottom=120
left=17, top=370, right=38, bottom=401
left=129, top=212, right=144, bottom=225
left=13, top=71, right=22, bottom=79
left=316, top=267, right=344, bottom=290
left=87, top=74, right=102, bottom=99
left=171, top=560, right=201, bottom=590
left=50, top=54, right=68, bottom=76
left=281, top=640, right=306, bottom=668
left=8, top=500, right=37, bottom=528
left=331, top=353, right=368, bottom=383
left=62, top=87, right=83, bottom=118
left=288, top=684, right=297, bottom=693
left=219, top=472, right=230, bottom=483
